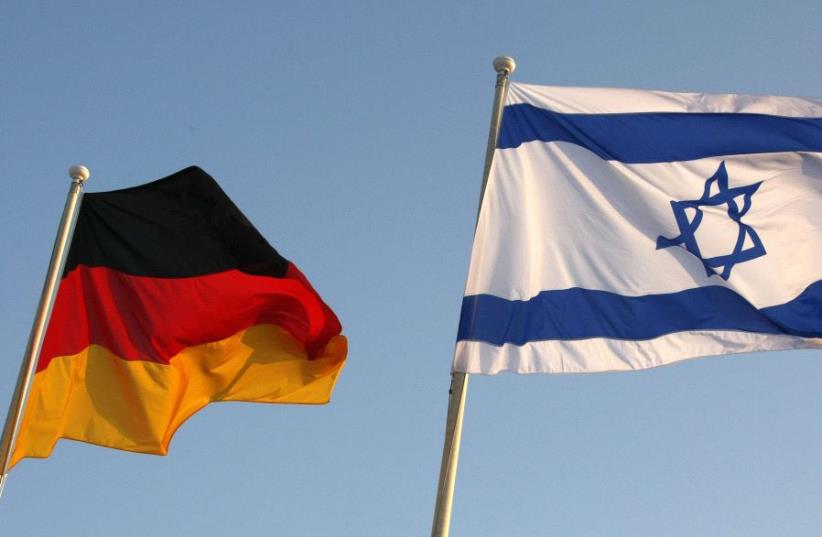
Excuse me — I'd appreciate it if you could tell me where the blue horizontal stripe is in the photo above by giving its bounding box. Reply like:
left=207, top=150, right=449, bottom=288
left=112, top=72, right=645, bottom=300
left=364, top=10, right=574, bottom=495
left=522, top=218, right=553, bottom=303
left=497, top=104, right=822, bottom=163
left=457, top=281, right=822, bottom=345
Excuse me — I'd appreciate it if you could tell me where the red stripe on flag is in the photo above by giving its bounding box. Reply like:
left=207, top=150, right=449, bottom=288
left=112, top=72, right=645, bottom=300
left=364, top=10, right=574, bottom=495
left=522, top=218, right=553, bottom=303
left=38, top=265, right=341, bottom=372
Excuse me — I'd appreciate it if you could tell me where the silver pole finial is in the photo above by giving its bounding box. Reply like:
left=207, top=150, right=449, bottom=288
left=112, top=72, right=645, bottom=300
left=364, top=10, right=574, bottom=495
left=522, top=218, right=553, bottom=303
left=493, top=56, right=516, bottom=76
left=68, top=165, right=90, bottom=183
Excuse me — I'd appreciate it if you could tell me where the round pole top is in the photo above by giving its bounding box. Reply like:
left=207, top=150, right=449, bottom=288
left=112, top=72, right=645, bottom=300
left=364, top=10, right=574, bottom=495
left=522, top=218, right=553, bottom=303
left=493, top=56, right=516, bottom=76
left=68, top=165, right=90, bottom=183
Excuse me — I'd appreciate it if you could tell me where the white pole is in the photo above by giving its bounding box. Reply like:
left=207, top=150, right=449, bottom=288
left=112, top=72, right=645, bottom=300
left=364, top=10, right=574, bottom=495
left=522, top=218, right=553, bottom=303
left=431, top=56, right=515, bottom=537
left=0, top=165, right=90, bottom=500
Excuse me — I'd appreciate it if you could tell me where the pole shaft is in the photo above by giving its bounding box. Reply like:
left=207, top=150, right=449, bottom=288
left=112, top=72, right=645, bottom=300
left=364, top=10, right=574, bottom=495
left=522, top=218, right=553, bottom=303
left=0, top=173, right=87, bottom=497
left=431, top=57, right=514, bottom=537
left=430, top=372, right=469, bottom=537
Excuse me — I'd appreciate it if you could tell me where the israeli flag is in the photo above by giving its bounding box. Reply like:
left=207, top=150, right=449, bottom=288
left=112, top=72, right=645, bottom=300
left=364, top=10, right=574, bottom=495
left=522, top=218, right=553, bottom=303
left=454, top=83, right=822, bottom=374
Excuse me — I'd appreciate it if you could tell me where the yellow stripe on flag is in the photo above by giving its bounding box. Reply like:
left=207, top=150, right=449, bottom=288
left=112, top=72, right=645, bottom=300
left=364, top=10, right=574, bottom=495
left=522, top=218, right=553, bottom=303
left=11, top=325, right=347, bottom=467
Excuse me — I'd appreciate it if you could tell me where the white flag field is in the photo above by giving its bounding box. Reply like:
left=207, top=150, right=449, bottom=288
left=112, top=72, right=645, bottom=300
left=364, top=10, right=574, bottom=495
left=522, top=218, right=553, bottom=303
left=454, top=82, right=822, bottom=374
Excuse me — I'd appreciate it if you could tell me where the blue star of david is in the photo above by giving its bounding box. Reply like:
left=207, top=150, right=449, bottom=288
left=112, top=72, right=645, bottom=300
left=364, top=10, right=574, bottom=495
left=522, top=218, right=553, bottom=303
left=656, top=161, right=766, bottom=280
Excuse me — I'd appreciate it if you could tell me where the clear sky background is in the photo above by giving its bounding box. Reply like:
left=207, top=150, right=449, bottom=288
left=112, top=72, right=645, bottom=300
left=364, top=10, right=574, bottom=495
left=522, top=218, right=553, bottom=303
left=1, top=1, right=821, bottom=536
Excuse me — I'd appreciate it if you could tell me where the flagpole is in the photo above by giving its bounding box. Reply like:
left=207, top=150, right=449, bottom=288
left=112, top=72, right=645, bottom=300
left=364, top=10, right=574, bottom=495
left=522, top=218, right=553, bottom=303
left=0, top=165, right=90, bottom=499
left=431, top=56, right=515, bottom=537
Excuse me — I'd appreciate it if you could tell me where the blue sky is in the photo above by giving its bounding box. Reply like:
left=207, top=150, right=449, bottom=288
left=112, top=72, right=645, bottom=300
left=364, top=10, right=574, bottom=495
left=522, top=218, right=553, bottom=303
left=1, top=1, right=821, bottom=536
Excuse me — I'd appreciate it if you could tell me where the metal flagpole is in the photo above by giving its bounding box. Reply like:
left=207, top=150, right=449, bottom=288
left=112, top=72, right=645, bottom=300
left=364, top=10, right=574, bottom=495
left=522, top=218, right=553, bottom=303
left=0, top=165, right=90, bottom=500
left=431, top=56, right=515, bottom=537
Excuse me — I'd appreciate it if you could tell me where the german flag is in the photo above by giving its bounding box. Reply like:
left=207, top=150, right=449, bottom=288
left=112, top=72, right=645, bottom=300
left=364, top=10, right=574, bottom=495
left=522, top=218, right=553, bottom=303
left=10, top=167, right=346, bottom=467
